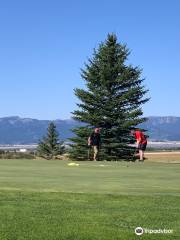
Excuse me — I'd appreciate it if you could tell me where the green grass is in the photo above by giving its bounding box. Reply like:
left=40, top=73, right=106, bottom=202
left=0, top=159, right=180, bottom=239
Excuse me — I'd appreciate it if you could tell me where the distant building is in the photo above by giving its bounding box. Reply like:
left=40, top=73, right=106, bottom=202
left=19, top=149, right=27, bottom=153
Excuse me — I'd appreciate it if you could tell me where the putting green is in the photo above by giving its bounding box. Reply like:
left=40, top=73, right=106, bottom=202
left=0, top=159, right=179, bottom=196
left=0, top=159, right=179, bottom=240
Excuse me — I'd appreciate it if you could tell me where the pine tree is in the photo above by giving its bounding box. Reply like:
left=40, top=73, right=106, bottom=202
left=37, top=122, right=64, bottom=159
left=70, top=34, right=149, bottom=160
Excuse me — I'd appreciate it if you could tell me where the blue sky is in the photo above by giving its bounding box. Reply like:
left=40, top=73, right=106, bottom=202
left=0, top=0, right=179, bottom=120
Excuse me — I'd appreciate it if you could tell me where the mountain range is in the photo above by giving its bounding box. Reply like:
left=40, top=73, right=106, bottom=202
left=0, top=116, right=83, bottom=144
left=0, top=116, right=180, bottom=144
left=140, top=116, right=180, bottom=141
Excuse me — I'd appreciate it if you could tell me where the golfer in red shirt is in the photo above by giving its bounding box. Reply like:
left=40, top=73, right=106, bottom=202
left=131, top=129, right=147, bottom=161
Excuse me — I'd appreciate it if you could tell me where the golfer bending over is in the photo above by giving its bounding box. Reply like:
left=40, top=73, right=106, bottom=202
left=131, top=129, right=147, bottom=161
left=88, top=128, right=101, bottom=161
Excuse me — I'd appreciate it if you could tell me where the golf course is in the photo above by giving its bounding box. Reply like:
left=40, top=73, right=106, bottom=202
left=0, top=157, right=179, bottom=240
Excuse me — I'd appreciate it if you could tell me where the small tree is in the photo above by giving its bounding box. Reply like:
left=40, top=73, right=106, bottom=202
left=37, top=122, right=64, bottom=159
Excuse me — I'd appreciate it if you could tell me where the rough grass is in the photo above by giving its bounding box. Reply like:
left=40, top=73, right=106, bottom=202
left=0, top=159, right=179, bottom=239
left=146, top=152, right=180, bottom=163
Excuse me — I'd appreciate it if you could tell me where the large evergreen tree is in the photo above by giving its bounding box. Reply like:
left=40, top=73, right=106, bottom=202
left=70, top=34, right=149, bottom=160
left=37, top=122, right=64, bottom=159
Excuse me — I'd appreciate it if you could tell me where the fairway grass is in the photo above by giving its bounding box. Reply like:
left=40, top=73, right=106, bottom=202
left=0, top=159, right=180, bottom=239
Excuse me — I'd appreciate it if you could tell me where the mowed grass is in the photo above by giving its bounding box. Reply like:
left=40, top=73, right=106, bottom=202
left=0, top=159, right=180, bottom=240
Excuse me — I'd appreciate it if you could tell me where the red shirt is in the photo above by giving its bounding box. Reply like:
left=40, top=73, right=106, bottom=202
left=134, top=131, right=147, bottom=144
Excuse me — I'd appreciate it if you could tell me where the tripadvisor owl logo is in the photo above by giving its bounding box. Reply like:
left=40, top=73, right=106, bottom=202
left=135, top=227, right=144, bottom=236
